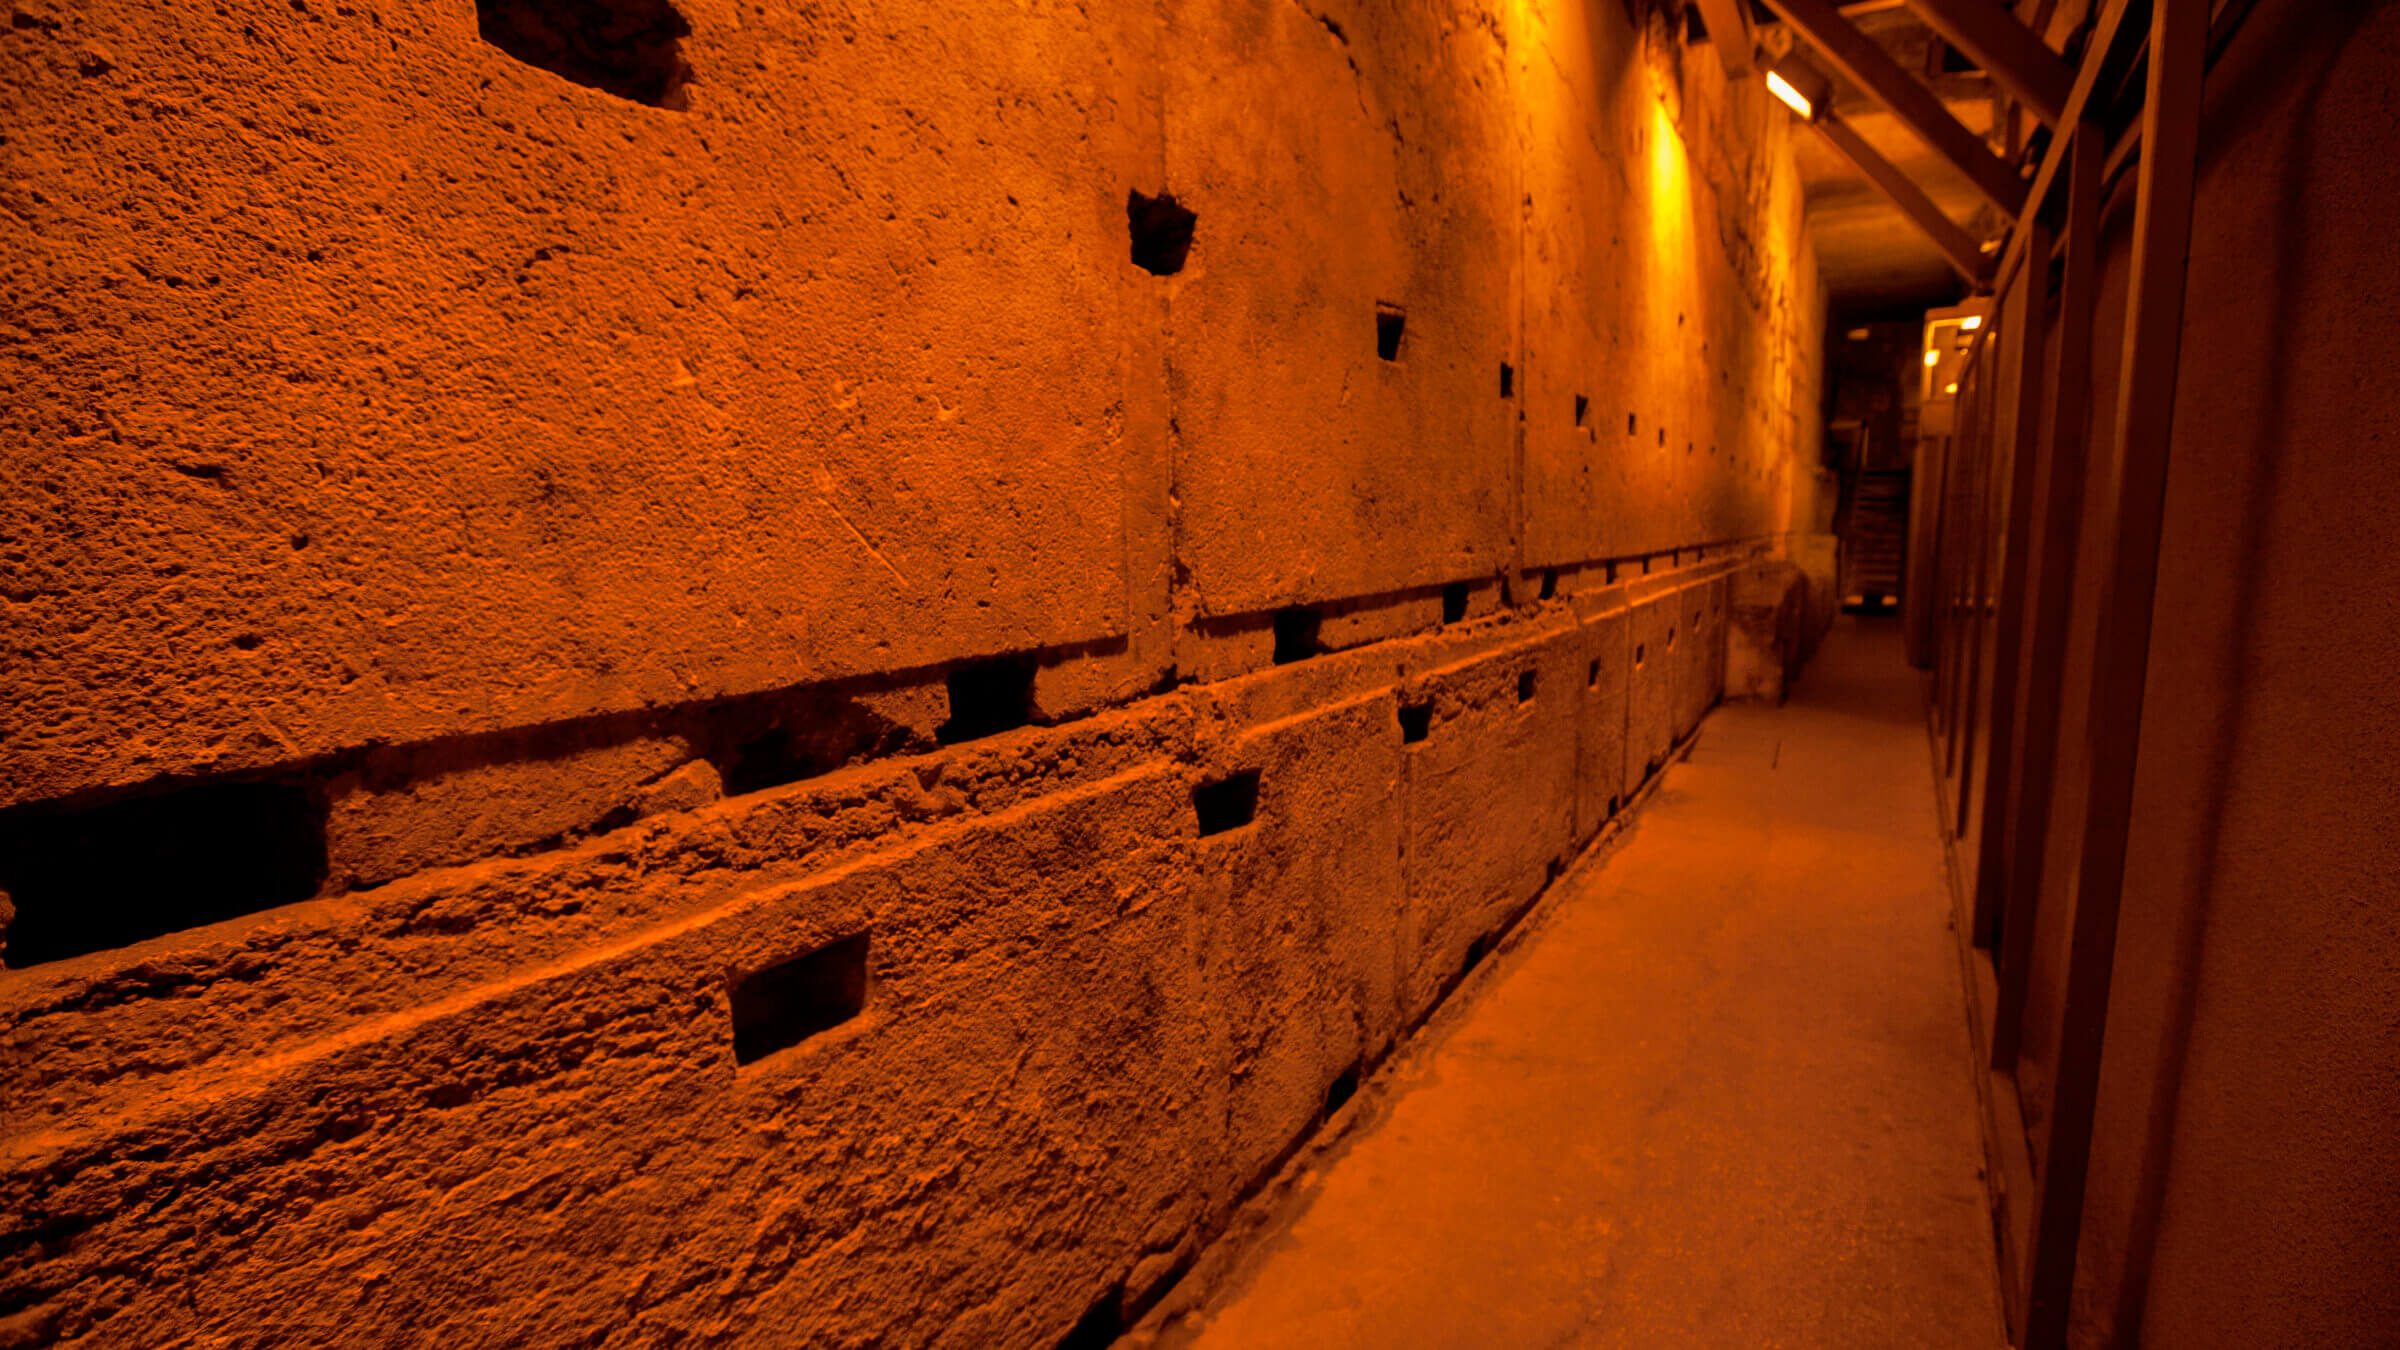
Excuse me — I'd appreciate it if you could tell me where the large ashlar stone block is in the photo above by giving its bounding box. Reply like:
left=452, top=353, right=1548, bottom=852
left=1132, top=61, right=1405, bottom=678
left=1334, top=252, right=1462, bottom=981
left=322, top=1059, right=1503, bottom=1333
left=1575, top=607, right=1633, bottom=846
left=2, top=768, right=1224, bottom=1348
left=1192, top=689, right=1407, bottom=1196
left=1626, top=593, right=1677, bottom=784
left=1396, top=621, right=1582, bottom=1021
left=0, top=0, right=1164, bottom=810
left=1163, top=0, right=1520, bottom=613
left=1726, top=561, right=1808, bottom=704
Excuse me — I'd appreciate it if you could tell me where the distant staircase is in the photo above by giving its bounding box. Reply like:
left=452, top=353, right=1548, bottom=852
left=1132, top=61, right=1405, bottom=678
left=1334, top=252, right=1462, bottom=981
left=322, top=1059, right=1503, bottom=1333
left=1841, top=469, right=1910, bottom=608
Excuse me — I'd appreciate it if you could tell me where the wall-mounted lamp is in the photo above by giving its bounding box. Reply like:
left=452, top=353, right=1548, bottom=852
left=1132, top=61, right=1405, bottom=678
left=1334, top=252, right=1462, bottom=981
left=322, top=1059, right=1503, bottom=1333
left=1765, top=55, right=1832, bottom=123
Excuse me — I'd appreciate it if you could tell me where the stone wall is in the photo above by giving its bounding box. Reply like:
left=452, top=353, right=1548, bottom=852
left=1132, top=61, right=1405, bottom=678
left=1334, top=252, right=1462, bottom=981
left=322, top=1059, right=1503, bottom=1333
left=0, top=0, right=1822, bottom=1342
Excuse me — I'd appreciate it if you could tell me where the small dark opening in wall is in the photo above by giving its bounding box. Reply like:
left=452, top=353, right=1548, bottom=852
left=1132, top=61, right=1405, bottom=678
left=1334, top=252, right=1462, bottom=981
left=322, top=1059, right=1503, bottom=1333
left=1607, top=794, right=1620, bottom=818
left=938, top=656, right=1037, bottom=744
left=1399, top=703, right=1433, bottom=744
left=730, top=931, right=870, bottom=1065
left=1587, top=658, right=1600, bottom=688
left=1441, top=582, right=1469, bottom=624
left=1499, top=362, right=1514, bottom=398
left=1271, top=606, right=1321, bottom=664
left=1658, top=426, right=1667, bottom=446
left=1646, top=757, right=1662, bottom=779
left=1517, top=670, right=1537, bottom=704
left=715, top=695, right=909, bottom=797
left=1376, top=304, right=1406, bottom=361
left=1539, top=570, right=1558, bottom=600
left=1574, top=394, right=1588, bottom=427
left=1634, top=642, right=1647, bottom=666
left=1324, top=1061, right=1362, bottom=1117
left=1126, top=189, right=1197, bottom=276
left=1667, top=623, right=1677, bottom=647
left=1056, top=1281, right=1126, bottom=1350
left=1546, top=857, right=1563, bottom=884
left=1192, top=769, right=1261, bottom=836
left=1628, top=412, right=1637, bottom=436
left=476, top=0, right=693, bottom=109
left=0, top=781, right=327, bottom=967
left=1462, top=933, right=1489, bottom=976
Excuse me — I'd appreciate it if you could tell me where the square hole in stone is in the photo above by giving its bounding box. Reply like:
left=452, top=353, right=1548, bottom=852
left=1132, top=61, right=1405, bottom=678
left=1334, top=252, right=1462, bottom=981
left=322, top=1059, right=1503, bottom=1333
left=1517, top=670, right=1537, bottom=704
left=1376, top=304, right=1406, bottom=361
left=1441, top=582, right=1469, bottom=624
left=1499, top=362, right=1514, bottom=397
left=730, top=931, right=870, bottom=1065
left=1574, top=394, right=1588, bottom=427
left=1192, top=769, right=1261, bottom=836
left=1539, top=570, right=1557, bottom=600
left=1126, top=188, right=1196, bottom=275
left=1272, top=606, right=1320, bottom=665
left=938, top=655, right=1037, bottom=744
left=1399, top=702, right=1433, bottom=743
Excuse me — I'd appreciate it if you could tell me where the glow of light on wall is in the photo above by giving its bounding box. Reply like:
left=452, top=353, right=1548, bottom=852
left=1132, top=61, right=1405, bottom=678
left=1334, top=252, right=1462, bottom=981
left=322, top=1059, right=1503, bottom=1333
left=1946, top=382, right=1959, bottom=394
left=1960, top=314, right=1983, bottom=331
left=1924, top=350, right=1941, bottom=366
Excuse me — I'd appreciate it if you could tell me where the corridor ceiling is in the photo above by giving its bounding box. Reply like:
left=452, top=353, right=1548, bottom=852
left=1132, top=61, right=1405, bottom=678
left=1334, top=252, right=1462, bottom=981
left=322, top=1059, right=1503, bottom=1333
left=1712, top=2, right=2027, bottom=315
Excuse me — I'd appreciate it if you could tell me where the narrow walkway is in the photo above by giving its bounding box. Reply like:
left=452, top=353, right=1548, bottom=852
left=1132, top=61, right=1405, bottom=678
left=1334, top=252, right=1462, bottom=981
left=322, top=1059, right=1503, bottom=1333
left=1173, top=619, right=2005, bottom=1349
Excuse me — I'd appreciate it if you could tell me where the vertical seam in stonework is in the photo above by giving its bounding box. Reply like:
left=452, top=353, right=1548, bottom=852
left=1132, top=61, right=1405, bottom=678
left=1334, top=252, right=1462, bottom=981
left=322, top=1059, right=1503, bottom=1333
left=1157, top=0, right=1182, bottom=648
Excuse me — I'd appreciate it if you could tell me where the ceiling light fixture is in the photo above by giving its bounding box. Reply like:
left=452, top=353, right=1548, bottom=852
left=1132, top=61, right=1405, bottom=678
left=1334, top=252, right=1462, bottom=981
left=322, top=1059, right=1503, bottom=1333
left=1765, top=55, right=1832, bottom=123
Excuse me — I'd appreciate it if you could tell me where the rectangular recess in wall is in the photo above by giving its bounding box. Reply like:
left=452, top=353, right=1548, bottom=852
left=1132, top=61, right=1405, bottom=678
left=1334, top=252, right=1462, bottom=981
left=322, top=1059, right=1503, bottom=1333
left=1398, top=703, right=1433, bottom=744
left=0, top=780, right=327, bottom=967
left=938, top=655, right=1037, bottom=744
left=1324, top=1061, right=1362, bottom=1117
left=1192, top=769, right=1261, bottom=836
left=731, top=932, right=871, bottom=1065
left=1272, top=606, right=1320, bottom=664
left=1376, top=304, right=1406, bottom=361
left=1441, top=582, right=1468, bottom=624
left=1517, top=670, right=1537, bottom=704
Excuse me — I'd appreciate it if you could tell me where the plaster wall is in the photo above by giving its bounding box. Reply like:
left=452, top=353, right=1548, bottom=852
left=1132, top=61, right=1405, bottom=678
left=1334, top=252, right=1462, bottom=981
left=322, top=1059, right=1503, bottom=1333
left=0, top=0, right=1825, bottom=1342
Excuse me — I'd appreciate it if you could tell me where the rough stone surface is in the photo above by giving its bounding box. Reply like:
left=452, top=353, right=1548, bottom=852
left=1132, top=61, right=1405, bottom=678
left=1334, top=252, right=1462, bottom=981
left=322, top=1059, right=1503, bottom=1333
left=1156, top=622, right=2005, bottom=1350
left=0, top=0, right=1828, bottom=1340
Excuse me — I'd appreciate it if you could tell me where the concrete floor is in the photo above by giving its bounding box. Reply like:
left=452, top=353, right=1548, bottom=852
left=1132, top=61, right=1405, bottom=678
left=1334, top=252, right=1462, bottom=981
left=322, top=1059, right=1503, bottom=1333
left=1169, top=618, right=2007, bottom=1350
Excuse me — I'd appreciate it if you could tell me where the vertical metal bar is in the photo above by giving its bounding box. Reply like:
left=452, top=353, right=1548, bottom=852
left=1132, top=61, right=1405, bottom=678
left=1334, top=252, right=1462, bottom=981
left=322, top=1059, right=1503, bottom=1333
left=1941, top=358, right=1987, bottom=782
left=1992, top=121, right=2103, bottom=1073
left=1954, top=312, right=2025, bottom=840
left=1969, top=221, right=2055, bottom=941
left=2022, top=1, right=2209, bottom=1344
left=1924, top=422, right=1960, bottom=728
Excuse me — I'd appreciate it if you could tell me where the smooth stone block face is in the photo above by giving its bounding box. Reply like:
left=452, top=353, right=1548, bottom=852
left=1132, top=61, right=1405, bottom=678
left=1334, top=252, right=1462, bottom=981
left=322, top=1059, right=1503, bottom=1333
left=1576, top=607, right=1633, bottom=843
left=1397, top=624, right=1582, bottom=1021
left=0, top=0, right=1155, bottom=810
left=1162, top=0, right=1521, bottom=614
left=1628, top=594, right=1677, bottom=785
